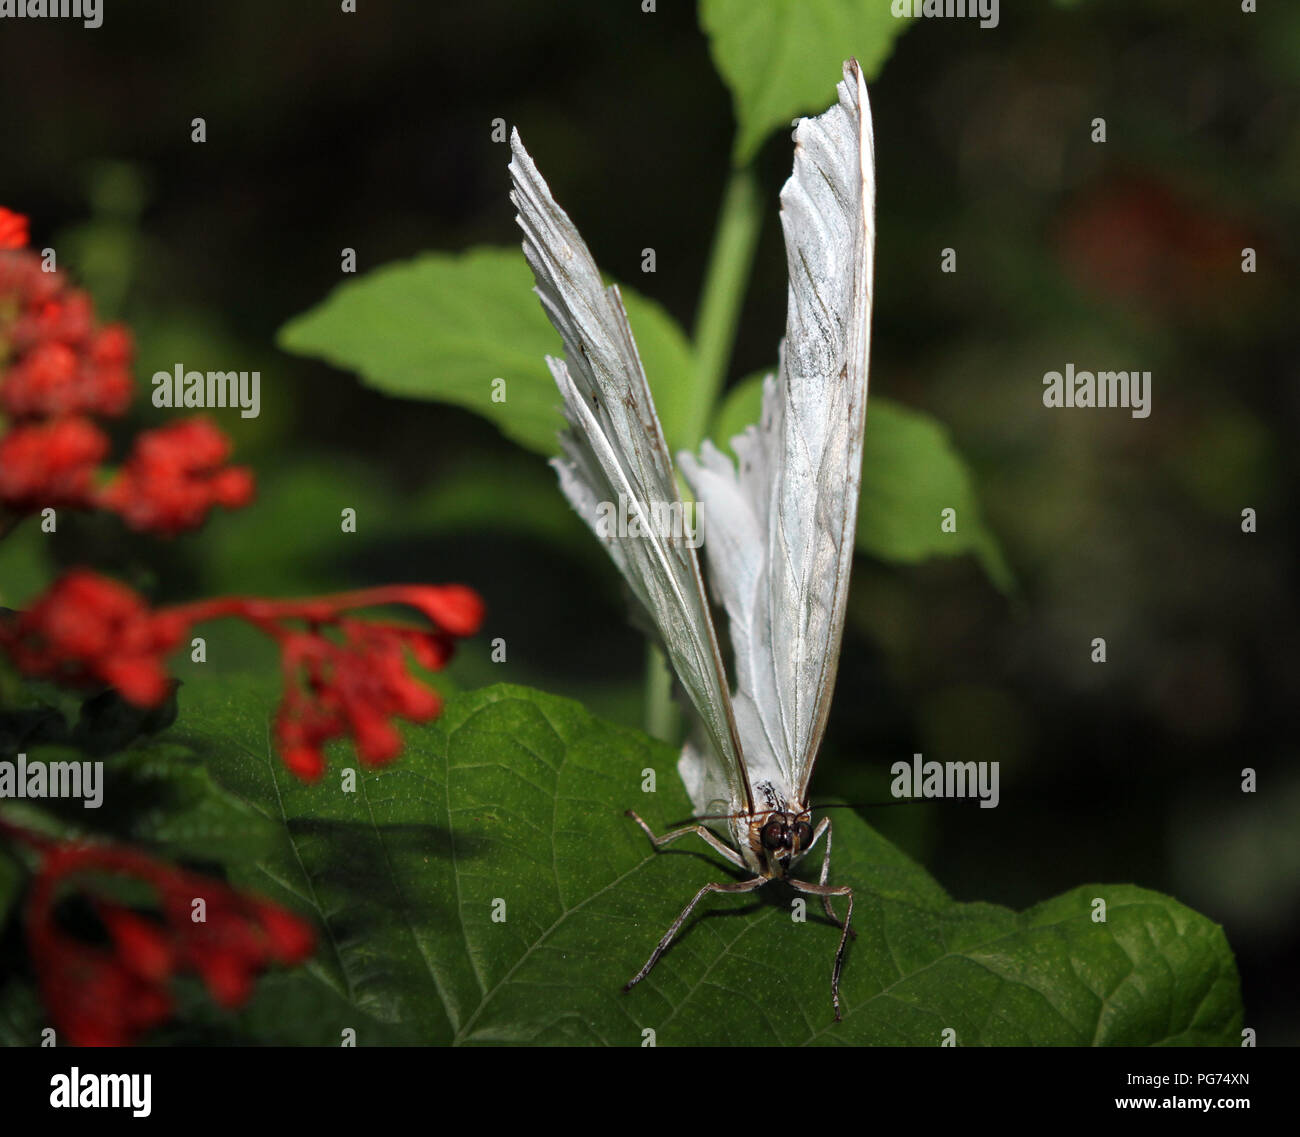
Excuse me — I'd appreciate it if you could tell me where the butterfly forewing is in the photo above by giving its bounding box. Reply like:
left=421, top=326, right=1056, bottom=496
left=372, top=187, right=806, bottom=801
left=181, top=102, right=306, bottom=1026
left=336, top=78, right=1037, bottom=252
left=508, top=132, right=754, bottom=816
left=681, top=60, right=876, bottom=804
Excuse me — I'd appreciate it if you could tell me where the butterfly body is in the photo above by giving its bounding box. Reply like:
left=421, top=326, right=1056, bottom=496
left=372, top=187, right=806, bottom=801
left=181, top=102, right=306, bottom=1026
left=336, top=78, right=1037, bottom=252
left=719, top=781, right=809, bottom=878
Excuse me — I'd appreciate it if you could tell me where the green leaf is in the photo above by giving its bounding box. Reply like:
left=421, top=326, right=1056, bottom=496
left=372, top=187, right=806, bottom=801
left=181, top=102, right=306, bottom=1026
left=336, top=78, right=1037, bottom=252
left=70, top=683, right=179, bottom=756
left=712, top=376, right=1014, bottom=590
left=405, top=457, right=586, bottom=547
left=700, top=0, right=913, bottom=164
left=709, top=368, right=774, bottom=456
left=178, top=679, right=1240, bottom=1045
left=0, top=520, right=53, bottom=610
left=277, top=248, right=697, bottom=457
left=0, top=665, right=178, bottom=758
left=11, top=741, right=277, bottom=865
left=149, top=969, right=415, bottom=1047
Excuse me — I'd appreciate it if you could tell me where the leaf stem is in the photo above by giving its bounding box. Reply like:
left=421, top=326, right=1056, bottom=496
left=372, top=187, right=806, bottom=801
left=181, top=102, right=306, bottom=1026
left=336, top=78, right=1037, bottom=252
left=685, top=164, right=763, bottom=449
left=643, top=164, right=763, bottom=744
left=644, top=642, right=679, bottom=744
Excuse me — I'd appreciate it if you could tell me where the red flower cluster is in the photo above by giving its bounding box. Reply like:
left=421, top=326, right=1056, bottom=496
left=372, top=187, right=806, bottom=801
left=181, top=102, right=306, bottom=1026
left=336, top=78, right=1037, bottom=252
left=0, top=213, right=133, bottom=422
left=17, top=833, right=314, bottom=1046
left=0, top=418, right=109, bottom=511
left=0, top=206, right=29, bottom=249
left=0, top=570, right=187, bottom=705
left=0, top=573, right=486, bottom=779
left=0, top=207, right=252, bottom=533
left=99, top=418, right=256, bottom=536
left=271, top=585, right=485, bottom=779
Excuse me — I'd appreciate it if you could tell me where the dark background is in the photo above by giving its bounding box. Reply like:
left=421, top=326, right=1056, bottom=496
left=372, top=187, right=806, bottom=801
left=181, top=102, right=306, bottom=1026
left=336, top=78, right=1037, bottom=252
left=0, top=1, right=1295, bottom=1043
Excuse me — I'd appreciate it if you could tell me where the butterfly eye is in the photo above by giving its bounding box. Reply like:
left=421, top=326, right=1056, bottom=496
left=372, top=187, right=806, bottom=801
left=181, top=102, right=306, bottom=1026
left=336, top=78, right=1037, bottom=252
left=760, top=818, right=790, bottom=851
left=794, top=821, right=813, bottom=849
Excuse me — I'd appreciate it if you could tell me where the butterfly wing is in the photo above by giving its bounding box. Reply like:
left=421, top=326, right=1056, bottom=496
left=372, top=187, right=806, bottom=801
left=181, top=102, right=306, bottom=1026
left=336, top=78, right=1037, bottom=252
left=681, top=59, right=875, bottom=804
left=509, top=131, right=754, bottom=818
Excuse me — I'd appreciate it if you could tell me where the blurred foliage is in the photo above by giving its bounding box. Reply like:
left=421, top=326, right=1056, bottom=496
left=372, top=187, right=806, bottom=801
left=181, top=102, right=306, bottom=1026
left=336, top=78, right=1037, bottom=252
left=0, top=525, right=50, bottom=611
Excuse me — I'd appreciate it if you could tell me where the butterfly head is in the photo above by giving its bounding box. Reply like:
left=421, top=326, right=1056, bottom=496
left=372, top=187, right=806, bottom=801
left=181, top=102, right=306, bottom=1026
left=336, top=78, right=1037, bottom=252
left=754, top=808, right=815, bottom=877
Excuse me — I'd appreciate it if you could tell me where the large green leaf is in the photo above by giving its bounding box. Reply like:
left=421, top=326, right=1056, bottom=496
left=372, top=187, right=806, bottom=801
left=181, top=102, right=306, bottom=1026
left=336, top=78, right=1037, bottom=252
left=700, top=0, right=913, bottom=164
left=177, top=680, right=1239, bottom=1045
left=712, top=375, right=1014, bottom=590
left=277, top=248, right=697, bottom=457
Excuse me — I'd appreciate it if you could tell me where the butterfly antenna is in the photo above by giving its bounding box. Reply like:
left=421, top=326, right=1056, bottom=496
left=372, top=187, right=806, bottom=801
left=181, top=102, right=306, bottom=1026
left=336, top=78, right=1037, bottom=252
left=811, top=798, right=971, bottom=810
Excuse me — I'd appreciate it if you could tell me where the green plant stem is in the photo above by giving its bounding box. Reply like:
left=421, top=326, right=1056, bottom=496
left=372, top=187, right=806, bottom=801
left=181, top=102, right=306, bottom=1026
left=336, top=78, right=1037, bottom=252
left=686, top=164, right=763, bottom=450
left=644, top=164, right=763, bottom=744
left=643, top=642, right=680, bottom=744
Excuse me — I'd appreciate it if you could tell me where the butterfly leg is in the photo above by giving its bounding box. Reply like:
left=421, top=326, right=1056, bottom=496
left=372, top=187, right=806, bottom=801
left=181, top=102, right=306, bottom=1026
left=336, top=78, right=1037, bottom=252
left=624, top=874, right=768, bottom=994
left=802, top=816, right=837, bottom=923
left=803, top=816, right=855, bottom=939
left=789, top=878, right=855, bottom=1022
left=625, top=809, right=747, bottom=870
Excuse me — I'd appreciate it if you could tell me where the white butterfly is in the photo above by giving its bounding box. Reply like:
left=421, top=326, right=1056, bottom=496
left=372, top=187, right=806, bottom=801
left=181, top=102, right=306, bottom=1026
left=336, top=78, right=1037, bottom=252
left=510, top=59, right=874, bottom=1020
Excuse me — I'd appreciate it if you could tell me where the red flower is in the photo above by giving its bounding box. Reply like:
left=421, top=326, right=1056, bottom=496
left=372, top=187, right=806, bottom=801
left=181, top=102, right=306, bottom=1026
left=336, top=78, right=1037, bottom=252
left=0, top=246, right=61, bottom=325
left=0, top=574, right=486, bottom=777
left=0, top=418, right=110, bottom=510
left=98, top=417, right=255, bottom=535
left=0, top=331, right=134, bottom=419
left=0, top=570, right=186, bottom=705
left=394, top=584, right=487, bottom=638
left=254, top=585, right=484, bottom=779
left=276, top=621, right=446, bottom=778
left=23, top=839, right=314, bottom=1046
left=0, top=207, right=28, bottom=250
left=256, top=587, right=484, bottom=780
left=8, top=290, right=96, bottom=354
